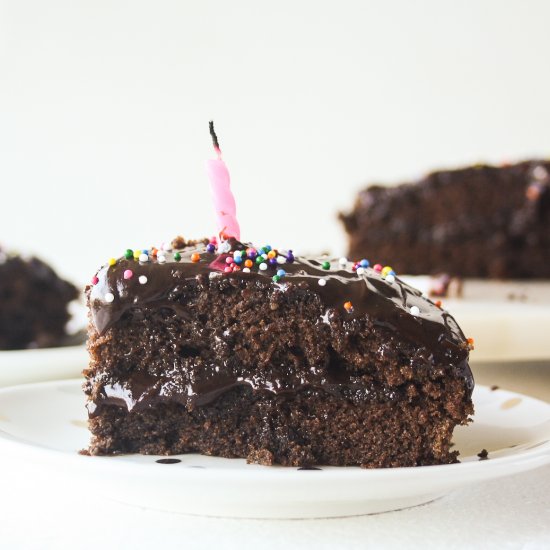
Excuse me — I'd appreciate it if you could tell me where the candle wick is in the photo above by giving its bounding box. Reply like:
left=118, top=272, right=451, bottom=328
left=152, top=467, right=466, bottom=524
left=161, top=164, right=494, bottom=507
left=209, top=120, right=222, bottom=157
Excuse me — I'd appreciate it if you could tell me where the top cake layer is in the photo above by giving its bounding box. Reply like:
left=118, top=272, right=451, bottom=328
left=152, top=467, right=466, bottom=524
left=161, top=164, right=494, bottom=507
left=89, top=236, right=471, bottom=373
left=340, top=160, right=550, bottom=278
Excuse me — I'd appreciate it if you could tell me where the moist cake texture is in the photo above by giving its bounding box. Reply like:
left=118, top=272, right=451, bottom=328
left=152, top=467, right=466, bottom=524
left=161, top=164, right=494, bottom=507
left=340, top=160, right=550, bottom=278
left=85, top=237, right=474, bottom=467
left=0, top=249, right=78, bottom=350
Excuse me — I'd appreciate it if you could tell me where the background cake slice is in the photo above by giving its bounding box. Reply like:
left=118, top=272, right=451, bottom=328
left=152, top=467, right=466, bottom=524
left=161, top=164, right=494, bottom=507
left=340, top=160, right=550, bottom=279
left=0, top=248, right=78, bottom=350
left=84, top=237, right=474, bottom=467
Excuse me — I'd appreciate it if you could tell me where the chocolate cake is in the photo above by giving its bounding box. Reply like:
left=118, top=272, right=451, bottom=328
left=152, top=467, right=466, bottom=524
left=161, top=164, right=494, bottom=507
left=340, top=160, right=550, bottom=278
left=0, top=248, right=78, bottom=350
left=84, top=237, right=474, bottom=467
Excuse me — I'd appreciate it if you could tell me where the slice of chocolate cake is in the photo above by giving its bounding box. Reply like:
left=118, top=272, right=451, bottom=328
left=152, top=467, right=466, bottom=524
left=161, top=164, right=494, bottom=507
left=0, top=248, right=78, bottom=350
left=84, top=237, right=474, bottom=468
left=340, top=160, right=550, bottom=278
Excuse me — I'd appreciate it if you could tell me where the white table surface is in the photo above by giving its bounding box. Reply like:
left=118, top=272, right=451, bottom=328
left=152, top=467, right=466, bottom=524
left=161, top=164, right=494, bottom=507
left=1, top=362, right=549, bottom=550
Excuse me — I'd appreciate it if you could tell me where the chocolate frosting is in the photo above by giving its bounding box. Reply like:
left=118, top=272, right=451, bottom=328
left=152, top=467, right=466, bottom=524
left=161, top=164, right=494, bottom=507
left=88, top=238, right=473, bottom=413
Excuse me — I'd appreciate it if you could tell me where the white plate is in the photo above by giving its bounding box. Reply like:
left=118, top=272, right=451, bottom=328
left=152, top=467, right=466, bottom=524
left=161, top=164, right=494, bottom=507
left=0, top=345, right=87, bottom=387
left=401, top=277, right=550, bottom=362
left=0, top=301, right=87, bottom=387
left=440, top=300, right=550, bottom=362
left=0, top=380, right=548, bottom=518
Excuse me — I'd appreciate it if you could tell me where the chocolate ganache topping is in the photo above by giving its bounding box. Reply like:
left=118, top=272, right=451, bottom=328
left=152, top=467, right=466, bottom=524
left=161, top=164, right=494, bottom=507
left=87, top=237, right=473, bottom=413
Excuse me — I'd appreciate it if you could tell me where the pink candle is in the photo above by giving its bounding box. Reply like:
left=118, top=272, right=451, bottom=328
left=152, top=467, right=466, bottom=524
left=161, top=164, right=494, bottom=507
left=206, top=121, right=241, bottom=240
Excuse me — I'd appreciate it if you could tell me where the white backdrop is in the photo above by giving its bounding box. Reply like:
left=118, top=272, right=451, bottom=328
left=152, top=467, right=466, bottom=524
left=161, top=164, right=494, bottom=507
left=1, top=0, right=550, bottom=286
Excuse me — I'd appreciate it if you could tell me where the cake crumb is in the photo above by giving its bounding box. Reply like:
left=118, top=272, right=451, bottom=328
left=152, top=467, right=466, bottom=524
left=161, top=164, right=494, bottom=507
left=171, top=235, right=187, bottom=249
left=477, top=449, right=489, bottom=460
left=171, top=236, right=210, bottom=250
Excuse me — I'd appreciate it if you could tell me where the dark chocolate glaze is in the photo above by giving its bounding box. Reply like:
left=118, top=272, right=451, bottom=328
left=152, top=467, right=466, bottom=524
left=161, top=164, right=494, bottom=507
left=88, top=238, right=473, bottom=413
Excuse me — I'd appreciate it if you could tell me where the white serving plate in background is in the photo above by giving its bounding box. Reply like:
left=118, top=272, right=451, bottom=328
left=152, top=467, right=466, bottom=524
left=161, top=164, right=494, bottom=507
left=0, top=302, right=87, bottom=387
left=0, top=345, right=87, bottom=387
left=402, top=277, right=550, bottom=362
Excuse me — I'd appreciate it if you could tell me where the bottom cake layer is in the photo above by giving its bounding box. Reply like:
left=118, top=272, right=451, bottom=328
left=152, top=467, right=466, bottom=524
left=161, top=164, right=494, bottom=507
left=87, top=386, right=472, bottom=467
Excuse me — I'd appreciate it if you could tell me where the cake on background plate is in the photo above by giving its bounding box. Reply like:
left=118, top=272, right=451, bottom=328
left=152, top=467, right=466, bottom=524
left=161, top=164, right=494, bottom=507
left=0, top=247, right=78, bottom=350
left=84, top=236, right=473, bottom=468
left=340, top=160, right=550, bottom=279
